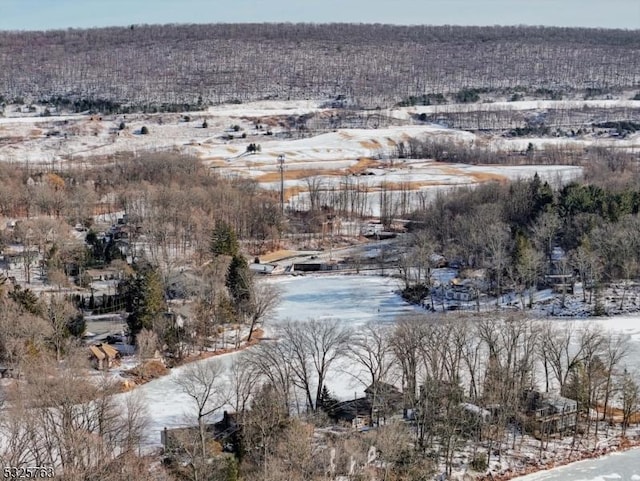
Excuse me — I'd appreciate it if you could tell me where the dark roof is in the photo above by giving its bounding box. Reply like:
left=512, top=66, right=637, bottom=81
left=365, top=382, right=401, bottom=396
left=330, top=398, right=371, bottom=422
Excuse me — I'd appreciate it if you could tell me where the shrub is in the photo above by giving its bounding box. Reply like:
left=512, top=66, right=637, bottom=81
left=470, top=454, right=488, bottom=472
left=455, top=88, right=481, bottom=103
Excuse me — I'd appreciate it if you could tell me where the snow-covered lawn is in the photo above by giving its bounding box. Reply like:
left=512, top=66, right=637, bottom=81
left=205, top=99, right=327, bottom=117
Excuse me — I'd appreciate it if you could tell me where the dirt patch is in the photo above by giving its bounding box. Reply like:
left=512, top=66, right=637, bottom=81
left=374, top=180, right=456, bottom=191
left=284, top=185, right=306, bottom=201
left=119, top=378, right=138, bottom=392
left=259, top=250, right=298, bottom=262
left=347, top=157, right=381, bottom=174
left=202, top=158, right=227, bottom=167
left=123, top=359, right=169, bottom=384
left=434, top=164, right=466, bottom=176
left=468, top=171, right=508, bottom=183
left=433, top=164, right=508, bottom=183
left=359, top=139, right=382, bottom=149
left=244, top=115, right=281, bottom=127
left=255, top=168, right=344, bottom=182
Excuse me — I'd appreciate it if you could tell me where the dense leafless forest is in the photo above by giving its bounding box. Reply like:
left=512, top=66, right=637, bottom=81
left=1, top=24, right=639, bottom=108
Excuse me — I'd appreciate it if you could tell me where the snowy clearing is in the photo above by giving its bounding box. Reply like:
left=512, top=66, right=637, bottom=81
left=388, top=99, right=640, bottom=120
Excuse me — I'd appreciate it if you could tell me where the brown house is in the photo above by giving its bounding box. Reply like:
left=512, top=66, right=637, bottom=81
left=89, top=343, right=120, bottom=370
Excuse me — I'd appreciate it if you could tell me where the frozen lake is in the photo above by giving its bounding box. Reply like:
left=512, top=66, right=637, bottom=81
left=269, top=274, right=418, bottom=326
left=513, top=448, right=640, bottom=480
left=130, top=274, right=421, bottom=447
left=131, top=274, right=640, bottom=460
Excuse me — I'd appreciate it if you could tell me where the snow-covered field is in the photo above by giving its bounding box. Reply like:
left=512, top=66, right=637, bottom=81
left=0, top=102, right=587, bottom=219
left=10, top=98, right=640, bottom=209
left=1, top=98, right=637, bottom=166
left=14, top=98, right=640, bottom=217
left=387, top=99, right=640, bottom=120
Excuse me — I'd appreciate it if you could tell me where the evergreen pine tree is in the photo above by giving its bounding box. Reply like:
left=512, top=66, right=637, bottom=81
left=225, top=255, right=252, bottom=319
left=123, top=265, right=166, bottom=337
left=9, top=285, right=43, bottom=316
left=318, top=385, right=339, bottom=416
left=210, top=221, right=239, bottom=257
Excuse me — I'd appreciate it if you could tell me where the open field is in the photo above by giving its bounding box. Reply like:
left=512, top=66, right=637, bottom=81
left=6, top=98, right=635, bottom=215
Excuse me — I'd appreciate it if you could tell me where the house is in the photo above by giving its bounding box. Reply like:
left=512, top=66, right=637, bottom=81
left=523, top=390, right=577, bottom=436
left=89, top=343, right=120, bottom=370
left=249, top=263, right=278, bottom=275
left=545, top=274, right=575, bottom=294
left=460, top=402, right=491, bottom=423
left=292, top=262, right=341, bottom=272
left=330, top=397, right=373, bottom=429
left=445, top=284, right=477, bottom=302
left=161, top=410, right=242, bottom=454
left=329, top=383, right=404, bottom=429
left=85, top=268, right=121, bottom=282
left=364, top=382, right=404, bottom=424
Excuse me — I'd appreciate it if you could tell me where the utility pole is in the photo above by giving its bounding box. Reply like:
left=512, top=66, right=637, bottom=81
left=278, top=154, right=285, bottom=215
left=328, top=215, right=334, bottom=262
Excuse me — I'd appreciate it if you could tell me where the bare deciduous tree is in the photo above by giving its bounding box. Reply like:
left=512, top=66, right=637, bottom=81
left=279, top=319, right=351, bottom=411
left=173, top=360, right=228, bottom=461
left=245, top=281, right=281, bottom=342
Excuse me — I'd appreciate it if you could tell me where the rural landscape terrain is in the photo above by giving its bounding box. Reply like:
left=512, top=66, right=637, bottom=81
left=0, top=22, right=640, bottom=481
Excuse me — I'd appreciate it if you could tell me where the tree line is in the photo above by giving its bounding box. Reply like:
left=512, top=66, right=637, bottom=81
left=165, top=313, right=639, bottom=480
left=0, top=153, right=285, bottom=262
left=403, top=165, right=640, bottom=313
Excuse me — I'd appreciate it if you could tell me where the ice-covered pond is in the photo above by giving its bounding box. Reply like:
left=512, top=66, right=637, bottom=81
left=130, top=274, right=420, bottom=447
left=132, top=274, right=640, bottom=456
left=513, top=447, right=640, bottom=480
left=269, top=274, right=417, bottom=325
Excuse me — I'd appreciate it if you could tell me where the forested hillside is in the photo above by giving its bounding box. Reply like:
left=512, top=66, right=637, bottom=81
left=0, top=24, right=638, bottom=109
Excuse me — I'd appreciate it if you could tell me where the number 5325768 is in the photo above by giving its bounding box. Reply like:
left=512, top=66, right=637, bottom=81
left=3, top=466, right=54, bottom=479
